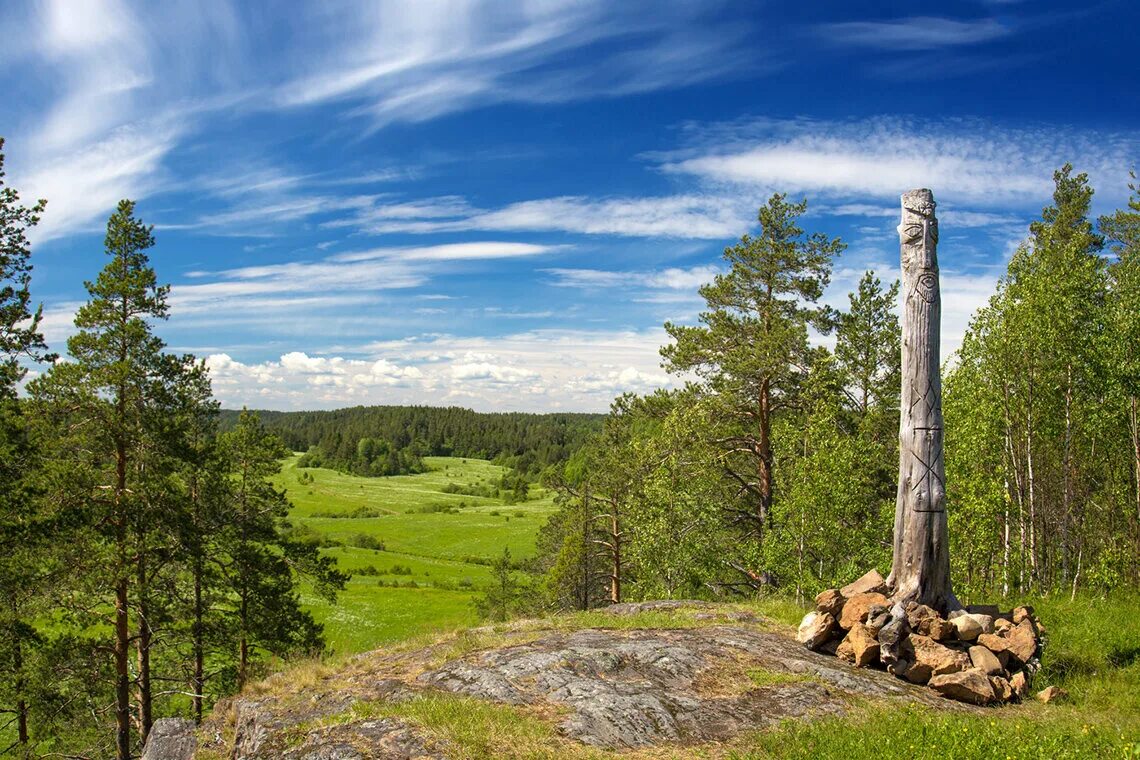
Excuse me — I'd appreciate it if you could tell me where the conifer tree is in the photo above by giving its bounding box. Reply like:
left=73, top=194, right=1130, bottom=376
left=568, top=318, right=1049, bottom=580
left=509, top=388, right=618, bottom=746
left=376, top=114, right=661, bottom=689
left=29, top=199, right=172, bottom=758
left=0, top=138, right=56, bottom=756
left=661, top=194, right=843, bottom=561
left=215, top=410, right=346, bottom=687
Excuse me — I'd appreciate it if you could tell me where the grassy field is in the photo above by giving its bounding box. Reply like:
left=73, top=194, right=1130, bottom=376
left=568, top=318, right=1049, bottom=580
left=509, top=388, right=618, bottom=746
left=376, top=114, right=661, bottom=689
left=268, top=457, right=1139, bottom=757
left=277, top=455, right=558, bottom=653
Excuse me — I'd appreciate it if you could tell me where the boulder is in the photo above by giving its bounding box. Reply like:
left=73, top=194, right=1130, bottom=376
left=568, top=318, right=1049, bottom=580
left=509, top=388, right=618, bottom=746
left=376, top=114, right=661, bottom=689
left=796, top=611, right=837, bottom=650
left=989, top=675, right=1013, bottom=702
left=971, top=614, right=996, bottom=634
left=835, top=623, right=879, bottom=668
left=878, top=615, right=910, bottom=671
left=928, top=617, right=955, bottom=641
left=1013, top=605, right=1035, bottom=625
left=906, top=604, right=940, bottom=636
left=839, top=592, right=889, bottom=630
left=1036, top=685, right=1068, bottom=704
left=1005, top=621, right=1038, bottom=665
left=1009, top=670, right=1030, bottom=699
left=928, top=668, right=995, bottom=705
left=994, top=618, right=1013, bottom=634
left=840, top=569, right=887, bottom=598
left=902, top=635, right=970, bottom=684
left=865, top=609, right=891, bottom=636
left=949, top=614, right=984, bottom=641
left=814, top=588, right=845, bottom=617
left=141, top=718, right=197, bottom=760
left=967, top=645, right=1003, bottom=676
left=968, top=604, right=1001, bottom=616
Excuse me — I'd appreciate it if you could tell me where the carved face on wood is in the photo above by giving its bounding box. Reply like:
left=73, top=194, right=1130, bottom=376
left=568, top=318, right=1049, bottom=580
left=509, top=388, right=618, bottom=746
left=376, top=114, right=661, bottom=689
left=899, top=197, right=938, bottom=273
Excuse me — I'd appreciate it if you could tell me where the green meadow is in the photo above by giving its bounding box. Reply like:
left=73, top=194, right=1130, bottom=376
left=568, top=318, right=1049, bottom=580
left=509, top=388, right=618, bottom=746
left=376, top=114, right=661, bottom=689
left=276, top=455, right=558, bottom=653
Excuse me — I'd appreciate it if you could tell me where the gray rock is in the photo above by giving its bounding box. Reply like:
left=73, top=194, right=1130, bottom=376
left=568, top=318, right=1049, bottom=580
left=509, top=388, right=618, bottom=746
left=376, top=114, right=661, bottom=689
left=604, top=599, right=712, bottom=616
left=141, top=718, right=196, bottom=760
left=420, top=626, right=966, bottom=749
left=878, top=615, right=910, bottom=670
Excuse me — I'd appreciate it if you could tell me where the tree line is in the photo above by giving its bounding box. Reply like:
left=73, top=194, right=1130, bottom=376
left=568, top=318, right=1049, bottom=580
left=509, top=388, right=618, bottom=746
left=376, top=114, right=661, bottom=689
left=534, top=169, right=1140, bottom=615
left=223, top=405, right=603, bottom=479
left=0, top=141, right=345, bottom=758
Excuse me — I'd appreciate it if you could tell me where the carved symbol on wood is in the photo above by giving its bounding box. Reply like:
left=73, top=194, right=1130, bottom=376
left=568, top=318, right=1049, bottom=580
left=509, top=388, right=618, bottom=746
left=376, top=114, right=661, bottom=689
left=910, top=426, right=945, bottom=512
left=914, top=271, right=938, bottom=303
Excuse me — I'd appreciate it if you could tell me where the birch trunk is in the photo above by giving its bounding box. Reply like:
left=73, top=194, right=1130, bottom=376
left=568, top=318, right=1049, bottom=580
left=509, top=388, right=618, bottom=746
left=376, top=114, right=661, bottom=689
left=888, top=189, right=959, bottom=613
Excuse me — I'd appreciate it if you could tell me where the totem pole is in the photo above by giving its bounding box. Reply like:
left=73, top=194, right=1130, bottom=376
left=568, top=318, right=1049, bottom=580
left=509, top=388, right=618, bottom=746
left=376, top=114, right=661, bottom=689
left=887, top=189, right=959, bottom=613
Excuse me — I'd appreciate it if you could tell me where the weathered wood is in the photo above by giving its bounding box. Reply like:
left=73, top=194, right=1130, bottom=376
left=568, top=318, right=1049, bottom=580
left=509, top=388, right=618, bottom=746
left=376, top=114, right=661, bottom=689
left=888, top=189, right=959, bottom=613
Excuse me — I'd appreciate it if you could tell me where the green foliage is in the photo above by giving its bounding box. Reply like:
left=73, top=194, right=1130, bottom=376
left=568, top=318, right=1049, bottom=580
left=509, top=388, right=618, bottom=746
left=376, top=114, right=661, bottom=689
left=222, top=405, right=602, bottom=482
left=0, top=137, right=54, bottom=391
left=945, top=164, right=1139, bottom=596
left=475, top=547, right=529, bottom=622
left=662, top=193, right=844, bottom=561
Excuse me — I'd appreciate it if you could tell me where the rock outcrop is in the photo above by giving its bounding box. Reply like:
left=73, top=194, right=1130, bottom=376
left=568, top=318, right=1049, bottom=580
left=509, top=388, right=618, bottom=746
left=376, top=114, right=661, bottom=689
left=185, top=602, right=984, bottom=758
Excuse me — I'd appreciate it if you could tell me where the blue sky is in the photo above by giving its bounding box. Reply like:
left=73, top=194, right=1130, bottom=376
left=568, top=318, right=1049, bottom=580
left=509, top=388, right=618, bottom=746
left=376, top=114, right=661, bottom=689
left=2, top=0, right=1137, bottom=411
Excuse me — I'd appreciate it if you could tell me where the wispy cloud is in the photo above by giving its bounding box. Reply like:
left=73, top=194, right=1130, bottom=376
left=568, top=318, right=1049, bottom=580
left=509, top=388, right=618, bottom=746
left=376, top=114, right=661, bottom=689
left=543, top=265, right=719, bottom=290
left=275, top=2, right=759, bottom=128
left=330, top=194, right=750, bottom=239
left=663, top=117, right=1137, bottom=208
left=821, top=17, right=1010, bottom=51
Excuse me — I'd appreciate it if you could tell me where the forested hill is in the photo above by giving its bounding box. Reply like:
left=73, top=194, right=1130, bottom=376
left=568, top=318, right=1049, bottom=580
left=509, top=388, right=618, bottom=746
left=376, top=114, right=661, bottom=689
left=218, top=405, right=604, bottom=477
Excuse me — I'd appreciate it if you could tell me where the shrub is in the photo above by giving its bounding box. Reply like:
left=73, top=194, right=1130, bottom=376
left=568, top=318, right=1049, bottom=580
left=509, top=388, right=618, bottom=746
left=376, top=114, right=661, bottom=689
left=348, top=534, right=386, bottom=551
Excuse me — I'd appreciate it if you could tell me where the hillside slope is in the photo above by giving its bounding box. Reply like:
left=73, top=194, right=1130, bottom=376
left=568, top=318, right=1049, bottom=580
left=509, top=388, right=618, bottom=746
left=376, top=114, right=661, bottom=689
left=151, top=600, right=1137, bottom=759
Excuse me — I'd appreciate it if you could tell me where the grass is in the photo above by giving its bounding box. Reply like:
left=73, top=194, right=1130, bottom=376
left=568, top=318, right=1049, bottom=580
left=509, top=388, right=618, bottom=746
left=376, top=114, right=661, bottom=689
left=729, top=592, right=1140, bottom=760
left=277, top=454, right=556, bottom=653
left=266, top=457, right=1139, bottom=757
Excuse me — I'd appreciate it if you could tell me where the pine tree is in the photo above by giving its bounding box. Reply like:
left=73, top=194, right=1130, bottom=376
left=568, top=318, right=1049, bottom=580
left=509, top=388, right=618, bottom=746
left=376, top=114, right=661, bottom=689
left=661, top=194, right=843, bottom=568
left=29, top=199, right=172, bottom=758
left=835, top=271, right=900, bottom=416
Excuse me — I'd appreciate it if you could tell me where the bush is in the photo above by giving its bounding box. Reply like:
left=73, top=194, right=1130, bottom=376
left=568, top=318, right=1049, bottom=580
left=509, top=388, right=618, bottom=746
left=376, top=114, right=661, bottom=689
left=348, top=534, right=386, bottom=551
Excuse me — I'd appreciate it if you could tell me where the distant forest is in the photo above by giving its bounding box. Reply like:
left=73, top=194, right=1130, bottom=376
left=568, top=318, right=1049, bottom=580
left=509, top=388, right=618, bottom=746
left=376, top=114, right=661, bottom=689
left=219, top=406, right=603, bottom=478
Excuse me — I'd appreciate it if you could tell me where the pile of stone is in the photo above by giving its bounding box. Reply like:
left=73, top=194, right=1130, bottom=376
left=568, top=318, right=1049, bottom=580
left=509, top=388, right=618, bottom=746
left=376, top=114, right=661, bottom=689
left=796, top=570, right=1044, bottom=705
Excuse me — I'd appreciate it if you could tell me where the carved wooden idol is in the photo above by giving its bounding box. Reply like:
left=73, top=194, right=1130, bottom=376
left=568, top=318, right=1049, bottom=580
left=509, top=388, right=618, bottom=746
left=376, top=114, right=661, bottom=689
left=887, top=188, right=959, bottom=612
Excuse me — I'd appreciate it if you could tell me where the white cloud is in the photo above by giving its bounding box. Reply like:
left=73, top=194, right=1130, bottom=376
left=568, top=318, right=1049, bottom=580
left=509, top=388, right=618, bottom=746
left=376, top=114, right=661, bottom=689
left=274, top=2, right=758, bottom=128
left=18, top=124, right=181, bottom=243
left=821, top=17, right=1010, bottom=51
left=203, top=328, right=679, bottom=412
left=663, top=117, right=1137, bottom=208
left=338, top=194, right=750, bottom=239
left=543, top=265, right=719, bottom=290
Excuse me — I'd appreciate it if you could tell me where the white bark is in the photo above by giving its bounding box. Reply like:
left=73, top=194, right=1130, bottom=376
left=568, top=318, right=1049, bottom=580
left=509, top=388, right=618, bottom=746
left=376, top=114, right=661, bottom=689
left=888, top=189, right=959, bottom=612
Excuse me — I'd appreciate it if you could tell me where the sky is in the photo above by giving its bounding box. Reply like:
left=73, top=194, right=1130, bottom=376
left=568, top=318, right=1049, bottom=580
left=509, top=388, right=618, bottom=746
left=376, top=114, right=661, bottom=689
left=1, top=0, right=1137, bottom=412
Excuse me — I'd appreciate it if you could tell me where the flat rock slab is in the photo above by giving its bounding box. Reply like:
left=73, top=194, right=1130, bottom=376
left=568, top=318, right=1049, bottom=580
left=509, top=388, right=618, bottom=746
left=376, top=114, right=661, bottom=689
left=419, top=626, right=974, bottom=749
left=204, top=615, right=986, bottom=757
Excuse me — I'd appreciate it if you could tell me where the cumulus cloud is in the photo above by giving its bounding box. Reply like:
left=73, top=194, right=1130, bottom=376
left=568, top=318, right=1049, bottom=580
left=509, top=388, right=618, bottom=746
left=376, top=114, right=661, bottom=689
left=203, top=329, right=679, bottom=412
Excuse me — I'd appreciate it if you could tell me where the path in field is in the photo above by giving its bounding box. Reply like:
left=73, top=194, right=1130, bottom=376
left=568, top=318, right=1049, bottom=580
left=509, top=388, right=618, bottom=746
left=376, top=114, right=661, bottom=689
left=275, top=455, right=557, bottom=653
